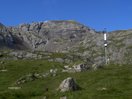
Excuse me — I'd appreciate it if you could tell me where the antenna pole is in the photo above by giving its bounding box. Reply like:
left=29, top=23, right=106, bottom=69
left=103, top=28, right=108, bottom=65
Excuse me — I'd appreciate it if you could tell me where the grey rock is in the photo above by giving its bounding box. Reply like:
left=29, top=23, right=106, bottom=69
left=8, top=87, right=21, bottom=90
left=58, top=77, right=78, bottom=92
left=0, top=61, right=5, bottom=64
left=9, top=51, right=42, bottom=59
left=55, top=58, right=64, bottom=63
left=73, top=63, right=90, bottom=72
left=43, top=96, right=47, bottom=99
left=60, top=96, right=67, bottom=99
left=62, top=63, right=90, bottom=73
left=42, top=73, right=49, bottom=78
left=64, top=59, right=71, bottom=64
left=15, top=73, right=42, bottom=85
left=0, top=23, right=14, bottom=48
left=49, top=68, right=57, bottom=74
left=48, top=59, right=54, bottom=62
left=49, top=68, right=58, bottom=76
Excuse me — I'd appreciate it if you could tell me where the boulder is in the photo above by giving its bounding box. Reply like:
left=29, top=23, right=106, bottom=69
left=58, top=77, right=78, bottom=92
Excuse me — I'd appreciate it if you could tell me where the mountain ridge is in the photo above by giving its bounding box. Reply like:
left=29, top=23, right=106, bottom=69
left=0, top=20, right=132, bottom=64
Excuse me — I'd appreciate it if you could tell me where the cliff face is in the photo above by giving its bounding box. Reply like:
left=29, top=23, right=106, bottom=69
left=0, top=23, right=14, bottom=49
left=0, top=20, right=131, bottom=64
left=0, top=23, right=28, bottom=50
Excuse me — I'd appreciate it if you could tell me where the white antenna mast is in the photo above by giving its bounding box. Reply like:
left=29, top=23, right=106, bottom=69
left=103, top=28, right=108, bottom=65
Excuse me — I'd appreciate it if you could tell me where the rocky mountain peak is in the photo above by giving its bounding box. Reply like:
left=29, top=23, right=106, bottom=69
left=17, top=20, right=91, bottom=33
left=8, top=20, right=95, bottom=52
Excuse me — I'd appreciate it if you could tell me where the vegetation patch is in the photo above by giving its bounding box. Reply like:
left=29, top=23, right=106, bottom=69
left=0, top=60, right=132, bottom=99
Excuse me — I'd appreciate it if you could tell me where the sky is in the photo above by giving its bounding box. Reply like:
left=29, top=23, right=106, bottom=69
left=0, top=0, right=132, bottom=31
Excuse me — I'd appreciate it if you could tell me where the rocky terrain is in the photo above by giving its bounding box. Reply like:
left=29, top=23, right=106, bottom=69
left=0, top=60, right=132, bottom=99
left=0, top=20, right=132, bottom=99
left=0, top=20, right=132, bottom=65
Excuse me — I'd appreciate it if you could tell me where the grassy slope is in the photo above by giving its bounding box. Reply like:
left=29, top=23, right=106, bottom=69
left=0, top=60, right=132, bottom=99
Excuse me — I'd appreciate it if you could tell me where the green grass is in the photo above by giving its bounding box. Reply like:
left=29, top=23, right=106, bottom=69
left=0, top=60, right=132, bottom=99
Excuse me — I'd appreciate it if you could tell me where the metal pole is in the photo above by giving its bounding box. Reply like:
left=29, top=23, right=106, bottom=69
left=103, top=28, right=108, bottom=65
left=104, top=46, right=107, bottom=64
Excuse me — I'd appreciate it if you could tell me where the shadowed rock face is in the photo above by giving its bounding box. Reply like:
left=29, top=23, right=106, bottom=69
left=0, top=20, right=131, bottom=64
left=0, top=23, right=28, bottom=50
left=0, top=23, right=14, bottom=49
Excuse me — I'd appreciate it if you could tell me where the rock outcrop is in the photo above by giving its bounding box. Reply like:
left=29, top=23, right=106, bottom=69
left=73, top=63, right=90, bottom=72
left=58, top=77, right=78, bottom=92
left=0, top=23, right=14, bottom=49
left=0, top=23, right=28, bottom=49
left=62, top=63, right=90, bottom=73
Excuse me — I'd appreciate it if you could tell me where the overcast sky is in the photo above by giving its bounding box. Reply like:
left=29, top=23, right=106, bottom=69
left=0, top=0, right=132, bottom=31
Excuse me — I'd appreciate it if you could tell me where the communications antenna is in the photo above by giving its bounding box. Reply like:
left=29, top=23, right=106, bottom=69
left=103, top=28, right=108, bottom=65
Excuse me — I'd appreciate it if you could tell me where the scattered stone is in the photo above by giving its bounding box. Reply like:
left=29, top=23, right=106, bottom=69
left=55, top=58, right=64, bottom=63
left=15, top=69, right=58, bottom=85
left=49, top=68, right=58, bottom=76
left=15, top=73, right=42, bottom=85
left=64, top=65, right=69, bottom=69
left=48, top=59, right=54, bottom=62
left=8, top=87, right=21, bottom=90
left=50, top=68, right=57, bottom=74
left=64, top=59, right=71, bottom=64
left=43, top=96, right=47, bottom=99
left=42, top=72, right=49, bottom=78
left=73, top=63, right=89, bottom=72
left=58, top=77, right=78, bottom=92
left=62, top=63, right=90, bottom=73
left=33, top=73, right=42, bottom=78
left=52, top=73, right=56, bottom=77
left=60, top=96, right=67, bottom=99
left=97, top=87, right=107, bottom=91
left=9, top=51, right=43, bottom=59
left=62, top=68, right=75, bottom=73
left=0, top=69, right=8, bottom=72
left=0, top=61, right=5, bottom=64
left=62, top=65, right=75, bottom=73
left=91, top=64, right=98, bottom=70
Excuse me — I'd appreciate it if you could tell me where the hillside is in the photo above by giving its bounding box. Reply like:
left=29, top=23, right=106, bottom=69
left=0, top=60, right=132, bottom=99
left=0, top=20, right=132, bottom=99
